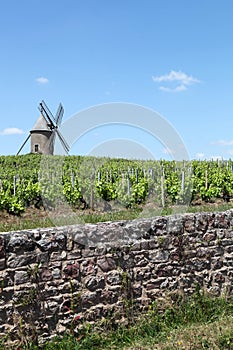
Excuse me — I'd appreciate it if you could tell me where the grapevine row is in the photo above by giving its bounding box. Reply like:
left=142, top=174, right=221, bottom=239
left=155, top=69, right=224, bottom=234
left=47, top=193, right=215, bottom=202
left=0, top=155, right=233, bottom=215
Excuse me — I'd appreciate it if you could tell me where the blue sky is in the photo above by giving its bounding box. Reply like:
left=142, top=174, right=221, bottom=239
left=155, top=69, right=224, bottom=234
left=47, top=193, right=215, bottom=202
left=1, top=0, right=233, bottom=160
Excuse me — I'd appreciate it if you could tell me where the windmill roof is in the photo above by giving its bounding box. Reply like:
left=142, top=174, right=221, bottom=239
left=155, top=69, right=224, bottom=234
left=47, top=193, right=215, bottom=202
left=31, top=115, right=50, bottom=131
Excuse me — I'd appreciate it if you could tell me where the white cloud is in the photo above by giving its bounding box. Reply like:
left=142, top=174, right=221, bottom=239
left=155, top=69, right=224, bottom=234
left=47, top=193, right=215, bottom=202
left=0, top=127, right=25, bottom=135
left=227, top=150, right=233, bottom=155
left=153, top=70, right=200, bottom=85
left=152, top=70, right=200, bottom=92
left=159, top=84, right=187, bottom=93
left=35, top=77, right=49, bottom=84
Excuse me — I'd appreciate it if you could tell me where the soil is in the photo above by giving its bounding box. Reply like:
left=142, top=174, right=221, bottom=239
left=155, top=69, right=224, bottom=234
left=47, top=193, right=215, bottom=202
left=0, top=207, right=50, bottom=226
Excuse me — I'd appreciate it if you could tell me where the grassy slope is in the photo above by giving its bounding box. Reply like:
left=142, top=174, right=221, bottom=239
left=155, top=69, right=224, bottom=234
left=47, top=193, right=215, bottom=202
left=3, top=291, right=231, bottom=350
left=124, top=316, right=233, bottom=349
left=0, top=201, right=233, bottom=232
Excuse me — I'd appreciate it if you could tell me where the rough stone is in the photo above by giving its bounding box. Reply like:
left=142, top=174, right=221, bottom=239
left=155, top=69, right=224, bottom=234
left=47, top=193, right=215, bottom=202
left=98, top=257, right=116, bottom=272
left=40, top=267, right=53, bottom=281
left=8, top=234, right=35, bottom=253
left=0, top=209, right=232, bottom=346
left=52, top=268, right=61, bottom=279
left=80, top=259, right=97, bottom=276
left=14, top=271, right=29, bottom=285
left=0, top=259, right=5, bottom=270
left=195, top=213, right=209, bottom=232
left=7, top=252, right=37, bottom=268
left=150, top=250, right=169, bottom=263
left=106, top=271, right=121, bottom=286
left=63, top=263, right=79, bottom=279
left=85, top=276, right=105, bottom=291
left=183, top=215, right=195, bottom=233
left=36, top=232, right=66, bottom=252
left=166, top=215, right=183, bottom=235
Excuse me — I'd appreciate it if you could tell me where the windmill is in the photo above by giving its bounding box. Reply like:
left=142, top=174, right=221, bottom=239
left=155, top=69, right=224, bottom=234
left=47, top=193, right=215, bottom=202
left=17, top=101, right=70, bottom=155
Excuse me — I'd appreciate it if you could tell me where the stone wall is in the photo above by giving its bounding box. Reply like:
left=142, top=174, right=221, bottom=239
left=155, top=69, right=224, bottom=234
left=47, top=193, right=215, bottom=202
left=0, top=210, right=233, bottom=345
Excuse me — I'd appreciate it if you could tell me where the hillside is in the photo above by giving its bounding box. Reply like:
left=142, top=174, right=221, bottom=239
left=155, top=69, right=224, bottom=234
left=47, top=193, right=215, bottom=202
left=0, top=154, right=233, bottom=231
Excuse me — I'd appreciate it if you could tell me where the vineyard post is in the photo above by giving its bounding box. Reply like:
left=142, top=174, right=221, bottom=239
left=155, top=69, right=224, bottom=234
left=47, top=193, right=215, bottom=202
left=13, top=175, right=17, bottom=196
left=90, top=170, right=95, bottom=210
left=205, top=169, right=208, bottom=190
left=71, top=171, right=75, bottom=189
left=161, top=168, right=165, bottom=207
left=127, top=175, right=131, bottom=196
left=150, top=168, right=154, bottom=180
left=97, top=171, right=101, bottom=182
left=181, top=170, right=185, bottom=193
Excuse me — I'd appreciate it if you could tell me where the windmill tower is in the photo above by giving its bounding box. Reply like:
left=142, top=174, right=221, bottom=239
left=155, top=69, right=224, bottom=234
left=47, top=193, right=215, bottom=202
left=17, top=101, right=70, bottom=155
left=30, top=113, right=54, bottom=154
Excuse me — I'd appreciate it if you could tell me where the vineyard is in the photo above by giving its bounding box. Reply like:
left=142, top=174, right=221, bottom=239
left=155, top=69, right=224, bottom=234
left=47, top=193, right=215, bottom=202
left=0, top=154, right=233, bottom=217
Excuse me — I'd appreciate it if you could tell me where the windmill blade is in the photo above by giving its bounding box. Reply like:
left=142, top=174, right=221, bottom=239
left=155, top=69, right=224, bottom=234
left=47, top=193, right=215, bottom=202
left=55, top=129, right=70, bottom=153
left=38, top=100, right=56, bottom=128
left=16, top=134, right=31, bottom=155
left=55, top=103, right=64, bottom=127
left=41, top=100, right=56, bottom=123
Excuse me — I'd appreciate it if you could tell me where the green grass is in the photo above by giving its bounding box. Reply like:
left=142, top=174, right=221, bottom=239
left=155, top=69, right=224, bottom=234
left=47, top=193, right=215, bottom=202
left=2, top=288, right=232, bottom=350
left=1, top=202, right=233, bottom=232
left=187, top=202, right=233, bottom=214
left=0, top=208, right=142, bottom=232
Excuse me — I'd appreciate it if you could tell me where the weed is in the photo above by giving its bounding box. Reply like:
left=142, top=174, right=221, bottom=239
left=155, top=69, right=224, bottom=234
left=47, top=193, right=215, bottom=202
left=121, top=270, right=135, bottom=324
left=157, top=236, right=166, bottom=247
left=218, top=327, right=233, bottom=349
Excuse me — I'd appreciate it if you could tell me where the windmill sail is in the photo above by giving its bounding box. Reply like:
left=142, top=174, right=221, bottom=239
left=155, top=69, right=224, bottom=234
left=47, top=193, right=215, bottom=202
left=17, top=100, right=69, bottom=155
left=55, top=103, right=64, bottom=126
left=56, top=129, right=70, bottom=153
left=39, top=100, right=56, bottom=127
left=16, top=134, right=31, bottom=155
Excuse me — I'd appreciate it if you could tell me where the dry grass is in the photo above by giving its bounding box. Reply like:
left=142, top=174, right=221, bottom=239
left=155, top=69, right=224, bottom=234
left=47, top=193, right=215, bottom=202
left=124, top=316, right=233, bottom=350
